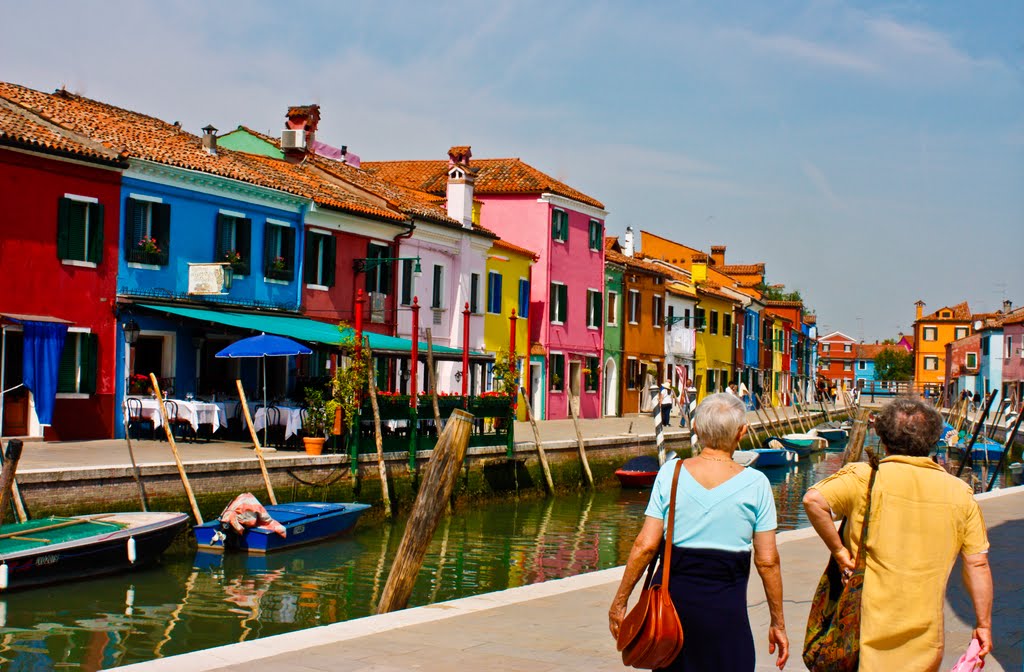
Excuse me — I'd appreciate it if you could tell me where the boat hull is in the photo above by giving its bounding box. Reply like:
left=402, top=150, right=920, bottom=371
left=766, top=436, right=826, bottom=457
left=0, top=512, right=189, bottom=592
left=752, top=448, right=796, bottom=468
left=815, top=428, right=848, bottom=443
left=615, top=469, right=658, bottom=488
left=194, top=502, right=371, bottom=554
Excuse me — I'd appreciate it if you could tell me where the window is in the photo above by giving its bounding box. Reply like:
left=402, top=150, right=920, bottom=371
left=303, top=230, right=335, bottom=287
left=823, top=343, right=831, bottom=352
left=585, top=356, right=599, bottom=392
left=432, top=264, right=444, bottom=309
left=365, top=243, right=391, bottom=294
left=400, top=259, right=414, bottom=305
left=57, top=196, right=104, bottom=264
left=57, top=332, right=98, bottom=395
left=710, top=310, right=719, bottom=335
left=940, top=311, right=951, bottom=318
left=858, top=361, right=866, bottom=370
left=923, top=356, right=939, bottom=371
left=723, top=313, right=732, bottom=337
left=843, top=344, right=852, bottom=352
left=626, top=358, right=640, bottom=390
left=667, top=305, right=674, bottom=327
left=684, top=308, right=691, bottom=328
left=981, top=337, right=989, bottom=356
left=125, top=197, right=170, bottom=265
left=923, top=327, right=937, bottom=341
left=706, top=369, right=716, bottom=393
left=587, top=289, right=602, bottom=328
left=650, top=295, right=663, bottom=328
left=263, top=222, right=296, bottom=280
left=588, top=220, right=602, bottom=251
left=549, top=353, right=565, bottom=391
left=1006, top=336, right=1013, bottom=359
left=551, top=209, right=569, bottom=242
left=843, top=362, right=853, bottom=372
left=966, top=352, right=978, bottom=369
left=518, top=279, right=530, bottom=318
left=694, top=307, right=705, bottom=331
left=215, top=213, right=252, bottom=275
left=607, top=291, right=619, bottom=326
left=955, top=327, right=968, bottom=340
left=487, top=272, right=502, bottom=314
left=628, top=290, right=640, bottom=324
left=470, top=273, right=481, bottom=313
left=549, top=283, right=568, bottom=324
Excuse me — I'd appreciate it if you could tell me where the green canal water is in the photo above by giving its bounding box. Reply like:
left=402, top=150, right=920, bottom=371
left=0, top=448, right=1011, bottom=670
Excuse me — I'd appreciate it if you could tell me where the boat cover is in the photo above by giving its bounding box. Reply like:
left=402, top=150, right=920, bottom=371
left=220, top=493, right=286, bottom=537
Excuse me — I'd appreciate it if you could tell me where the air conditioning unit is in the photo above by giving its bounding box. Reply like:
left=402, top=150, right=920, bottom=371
left=281, top=129, right=305, bottom=150
left=369, top=292, right=386, bottom=324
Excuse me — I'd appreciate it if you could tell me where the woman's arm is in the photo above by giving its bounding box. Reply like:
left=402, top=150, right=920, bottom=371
left=753, top=530, right=789, bottom=669
left=608, top=516, right=664, bottom=639
left=802, top=488, right=854, bottom=575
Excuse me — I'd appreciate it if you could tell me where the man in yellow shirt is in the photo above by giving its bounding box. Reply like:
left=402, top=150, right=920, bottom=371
left=803, top=397, right=993, bottom=672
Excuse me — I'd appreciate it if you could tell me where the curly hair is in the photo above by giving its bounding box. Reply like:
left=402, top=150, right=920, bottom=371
left=874, top=396, right=943, bottom=457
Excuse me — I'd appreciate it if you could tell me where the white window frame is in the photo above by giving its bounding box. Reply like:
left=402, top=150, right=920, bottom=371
left=607, top=291, right=619, bottom=327
left=628, top=289, right=640, bottom=325
left=652, top=295, right=663, bottom=328
left=587, top=288, right=601, bottom=329
left=550, top=282, right=567, bottom=325
left=923, top=355, right=939, bottom=371
left=966, top=352, right=978, bottom=369
left=61, top=193, right=100, bottom=268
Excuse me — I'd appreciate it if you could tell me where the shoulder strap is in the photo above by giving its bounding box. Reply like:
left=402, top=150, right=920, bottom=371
left=854, top=464, right=879, bottom=566
left=659, top=460, right=685, bottom=587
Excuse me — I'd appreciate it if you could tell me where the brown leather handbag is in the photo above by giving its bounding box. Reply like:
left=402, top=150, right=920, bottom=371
left=616, top=460, right=685, bottom=669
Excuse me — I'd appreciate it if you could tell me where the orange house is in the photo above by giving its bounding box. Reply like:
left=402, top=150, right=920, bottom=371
left=913, top=300, right=972, bottom=393
left=605, top=237, right=669, bottom=414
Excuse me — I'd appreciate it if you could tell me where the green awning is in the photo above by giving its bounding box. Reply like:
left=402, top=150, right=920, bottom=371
left=137, top=303, right=485, bottom=359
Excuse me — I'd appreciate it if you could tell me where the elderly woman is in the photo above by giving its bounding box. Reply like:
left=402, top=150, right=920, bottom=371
left=609, top=393, right=789, bottom=670
left=803, top=397, right=993, bottom=671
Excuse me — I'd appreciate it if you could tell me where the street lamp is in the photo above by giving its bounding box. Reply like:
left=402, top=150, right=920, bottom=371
left=123, top=319, right=140, bottom=347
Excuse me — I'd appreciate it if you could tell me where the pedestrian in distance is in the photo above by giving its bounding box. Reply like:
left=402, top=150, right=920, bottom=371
left=657, top=381, right=675, bottom=429
left=803, top=396, right=993, bottom=671
left=609, top=393, right=789, bottom=670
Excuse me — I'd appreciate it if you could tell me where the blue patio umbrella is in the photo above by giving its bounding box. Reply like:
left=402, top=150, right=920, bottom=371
left=216, top=334, right=312, bottom=444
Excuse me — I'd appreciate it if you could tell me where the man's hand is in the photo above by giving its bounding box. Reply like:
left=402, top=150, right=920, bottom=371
left=833, top=547, right=855, bottom=583
left=973, top=626, right=992, bottom=657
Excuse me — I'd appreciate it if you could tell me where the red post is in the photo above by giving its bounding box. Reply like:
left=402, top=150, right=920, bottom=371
left=462, top=302, right=470, bottom=398
left=354, top=288, right=365, bottom=360
left=509, top=308, right=518, bottom=398
left=410, top=297, right=420, bottom=406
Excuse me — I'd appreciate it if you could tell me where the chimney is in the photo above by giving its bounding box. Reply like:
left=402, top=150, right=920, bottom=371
left=1003, top=299, right=1013, bottom=314
left=201, top=124, right=218, bottom=155
left=445, top=146, right=475, bottom=228
left=915, top=300, right=925, bottom=321
left=623, top=226, right=635, bottom=257
left=710, top=245, right=726, bottom=266
left=283, top=105, right=320, bottom=160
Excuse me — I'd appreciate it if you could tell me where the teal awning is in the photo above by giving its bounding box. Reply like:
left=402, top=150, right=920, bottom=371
left=137, top=304, right=485, bottom=359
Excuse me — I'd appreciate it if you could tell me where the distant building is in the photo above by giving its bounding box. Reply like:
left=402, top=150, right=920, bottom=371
left=817, top=331, right=858, bottom=388
left=913, top=300, right=972, bottom=395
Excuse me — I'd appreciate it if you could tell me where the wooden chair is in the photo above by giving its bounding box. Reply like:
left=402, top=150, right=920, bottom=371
left=162, top=400, right=193, bottom=443
left=263, top=406, right=286, bottom=449
left=125, top=397, right=155, bottom=440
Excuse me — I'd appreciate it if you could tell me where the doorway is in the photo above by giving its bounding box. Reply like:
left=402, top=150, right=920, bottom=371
left=569, top=360, right=582, bottom=400
left=530, top=361, right=543, bottom=418
left=603, top=357, right=618, bottom=416
left=1, top=330, right=28, bottom=436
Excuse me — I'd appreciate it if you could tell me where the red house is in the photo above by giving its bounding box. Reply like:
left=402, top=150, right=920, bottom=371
left=817, top=331, right=858, bottom=388
left=0, top=98, right=126, bottom=439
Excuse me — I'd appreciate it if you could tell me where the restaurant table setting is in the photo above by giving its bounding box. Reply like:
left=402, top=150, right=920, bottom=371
left=126, top=397, right=228, bottom=433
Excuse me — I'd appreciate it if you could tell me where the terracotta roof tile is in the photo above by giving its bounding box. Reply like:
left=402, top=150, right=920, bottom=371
left=855, top=343, right=903, bottom=359
left=492, top=238, right=539, bottom=260
left=719, top=263, right=765, bottom=275
left=764, top=299, right=804, bottom=308
left=919, top=301, right=972, bottom=322
left=0, top=97, right=127, bottom=165
left=605, top=247, right=668, bottom=276
left=363, top=157, right=605, bottom=210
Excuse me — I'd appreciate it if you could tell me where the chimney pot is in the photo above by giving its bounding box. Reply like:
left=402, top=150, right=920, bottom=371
left=1003, top=299, right=1013, bottom=314
left=446, top=146, right=475, bottom=228
left=623, top=227, right=635, bottom=257
left=201, top=124, right=218, bottom=155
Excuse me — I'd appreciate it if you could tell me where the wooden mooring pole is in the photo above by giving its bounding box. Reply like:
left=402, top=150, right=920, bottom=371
left=235, top=379, right=277, bottom=505
left=365, top=340, right=392, bottom=520
left=519, top=390, right=554, bottom=495
left=568, top=394, right=594, bottom=489
left=150, top=373, right=203, bottom=525
left=377, top=409, right=473, bottom=613
left=842, top=407, right=872, bottom=465
left=120, top=406, right=150, bottom=512
left=0, top=439, right=23, bottom=527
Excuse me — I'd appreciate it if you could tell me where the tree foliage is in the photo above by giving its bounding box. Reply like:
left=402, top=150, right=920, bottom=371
left=755, top=281, right=803, bottom=303
left=874, top=348, right=913, bottom=381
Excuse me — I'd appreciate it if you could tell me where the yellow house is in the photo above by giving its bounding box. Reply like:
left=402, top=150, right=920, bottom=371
left=693, top=285, right=736, bottom=401
left=913, top=300, right=972, bottom=393
left=485, top=239, right=536, bottom=419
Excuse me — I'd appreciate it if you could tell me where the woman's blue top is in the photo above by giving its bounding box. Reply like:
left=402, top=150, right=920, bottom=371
left=644, top=459, right=777, bottom=552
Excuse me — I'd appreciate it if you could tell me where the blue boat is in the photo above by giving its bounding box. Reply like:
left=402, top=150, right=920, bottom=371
left=967, top=438, right=1006, bottom=464
left=765, top=436, right=825, bottom=457
left=752, top=448, right=797, bottom=468
left=194, top=502, right=371, bottom=554
left=812, top=423, right=848, bottom=444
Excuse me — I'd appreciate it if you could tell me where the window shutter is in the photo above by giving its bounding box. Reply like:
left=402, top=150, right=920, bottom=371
left=281, top=227, right=295, bottom=280
left=236, top=218, right=251, bottom=275
left=57, top=334, right=77, bottom=393
left=303, top=232, right=317, bottom=284
left=263, top=226, right=276, bottom=276
left=324, top=234, right=336, bottom=287
left=56, top=197, right=71, bottom=260
left=595, top=292, right=602, bottom=325
left=125, top=198, right=143, bottom=257
left=549, top=284, right=557, bottom=322
left=88, top=203, right=104, bottom=264
left=215, top=214, right=229, bottom=259
left=494, top=274, right=503, bottom=313
left=401, top=259, right=413, bottom=305
left=81, top=333, right=98, bottom=394
left=152, top=202, right=171, bottom=260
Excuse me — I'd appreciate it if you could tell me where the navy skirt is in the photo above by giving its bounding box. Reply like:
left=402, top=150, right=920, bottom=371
left=651, top=545, right=755, bottom=672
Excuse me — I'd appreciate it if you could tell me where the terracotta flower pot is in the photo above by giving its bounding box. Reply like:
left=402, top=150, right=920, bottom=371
left=303, top=437, right=326, bottom=456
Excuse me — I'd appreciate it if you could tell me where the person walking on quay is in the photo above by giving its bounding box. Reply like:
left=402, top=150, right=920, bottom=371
left=802, top=396, right=993, bottom=672
left=657, top=381, right=676, bottom=430
left=609, top=393, right=789, bottom=670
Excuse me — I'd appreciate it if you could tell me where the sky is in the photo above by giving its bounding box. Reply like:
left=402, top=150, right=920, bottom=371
left=3, top=0, right=1021, bottom=341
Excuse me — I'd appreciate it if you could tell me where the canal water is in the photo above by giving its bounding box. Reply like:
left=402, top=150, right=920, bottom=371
left=0, top=447, right=1010, bottom=670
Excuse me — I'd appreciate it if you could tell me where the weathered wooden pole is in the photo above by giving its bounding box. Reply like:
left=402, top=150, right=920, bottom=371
left=235, top=379, right=277, bottom=505
left=120, top=405, right=150, bottom=512
left=150, top=373, right=203, bottom=524
left=461, top=303, right=470, bottom=398
left=956, top=391, right=998, bottom=478
left=842, top=407, right=872, bottom=465
left=377, top=409, right=474, bottom=613
left=987, top=401, right=1024, bottom=492
left=0, top=439, right=23, bottom=527
left=568, top=394, right=595, bottom=489
left=364, top=339, right=392, bottom=519
left=408, top=297, right=420, bottom=471
left=519, top=389, right=554, bottom=494
left=425, top=329, right=442, bottom=430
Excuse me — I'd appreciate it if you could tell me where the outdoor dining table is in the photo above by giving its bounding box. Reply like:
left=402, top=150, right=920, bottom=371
left=127, top=397, right=228, bottom=433
left=252, top=405, right=304, bottom=440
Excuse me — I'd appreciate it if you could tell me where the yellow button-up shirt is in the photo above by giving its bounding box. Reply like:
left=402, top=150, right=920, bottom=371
left=812, top=455, right=989, bottom=672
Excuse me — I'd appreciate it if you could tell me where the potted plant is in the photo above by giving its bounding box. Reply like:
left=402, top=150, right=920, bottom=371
left=302, top=386, right=330, bottom=455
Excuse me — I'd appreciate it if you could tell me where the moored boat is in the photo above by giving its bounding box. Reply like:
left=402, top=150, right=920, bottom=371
left=194, top=502, right=371, bottom=554
left=732, top=450, right=760, bottom=468
left=812, top=422, right=848, bottom=444
left=1009, top=462, right=1022, bottom=486
left=0, top=512, right=189, bottom=592
left=767, top=435, right=828, bottom=457
left=752, top=448, right=797, bottom=468
left=615, top=455, right=660, bottom=488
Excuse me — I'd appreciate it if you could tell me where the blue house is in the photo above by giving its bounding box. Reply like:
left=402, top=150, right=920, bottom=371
left=740, top=303, right=762, bottom=407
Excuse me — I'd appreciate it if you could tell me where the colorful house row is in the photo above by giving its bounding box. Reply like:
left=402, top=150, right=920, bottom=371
left=946, top=301, right=1023, bottom=405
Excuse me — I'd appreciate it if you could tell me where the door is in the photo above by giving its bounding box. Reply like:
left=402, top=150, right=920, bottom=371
left=569, top=360, right=582, bottom=403
left=1, top=330, right=28, bottom=436
left=603, top=357, right=618, bottom=416
left=530, top=362, right=543, bottom=419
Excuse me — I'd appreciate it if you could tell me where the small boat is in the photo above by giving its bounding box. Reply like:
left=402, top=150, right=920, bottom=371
left=1009, top=463, right=1022, bottom=486
left=615, top=455, right=661, bottom=488
left=0, top=512, right=189, bottom=592
left=732, top=450, right=760, bottom=468
left=194, top=501, right=371, bottom=554
left=767, top=435, right=828, bottom=457
left=967, top=438, right=1006, bottom=464
left=812, top=422, right=848, bottom=444
left=752, top=448, right=797, bottom=468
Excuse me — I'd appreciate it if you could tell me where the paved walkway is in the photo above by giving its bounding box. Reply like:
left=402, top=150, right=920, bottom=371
left=117, top=487, right=1023, bottom=672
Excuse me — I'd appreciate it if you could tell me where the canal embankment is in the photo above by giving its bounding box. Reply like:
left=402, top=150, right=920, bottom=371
left=114, top=485, right=1024, bottom=672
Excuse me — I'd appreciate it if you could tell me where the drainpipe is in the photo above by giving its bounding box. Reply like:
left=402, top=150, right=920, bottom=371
left=391, top=219, right=416, bottom=336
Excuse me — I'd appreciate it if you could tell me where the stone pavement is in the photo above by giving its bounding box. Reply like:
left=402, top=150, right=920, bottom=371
left=117, top=487, right=1023, bottom=672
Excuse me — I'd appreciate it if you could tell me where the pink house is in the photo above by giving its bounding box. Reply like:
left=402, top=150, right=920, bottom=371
left=364, top=149, right=607, bottom=419
left=1001, top=309, right=1024, bottom=402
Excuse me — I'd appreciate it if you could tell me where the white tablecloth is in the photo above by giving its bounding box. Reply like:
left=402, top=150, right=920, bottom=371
left=252, top=406, right=304, bottom=440
left=127, top=398, right=227, bottom=433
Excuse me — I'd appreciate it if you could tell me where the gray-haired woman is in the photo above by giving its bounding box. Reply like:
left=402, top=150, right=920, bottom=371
left=609, top=393, right=789, bottom=670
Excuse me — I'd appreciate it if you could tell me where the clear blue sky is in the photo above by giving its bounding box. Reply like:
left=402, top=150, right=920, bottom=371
left=4, top=1, right=1021, bottom=341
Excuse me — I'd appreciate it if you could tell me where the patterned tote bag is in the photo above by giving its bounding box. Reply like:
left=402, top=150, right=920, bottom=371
left=802, top=465, right=878, bottom=671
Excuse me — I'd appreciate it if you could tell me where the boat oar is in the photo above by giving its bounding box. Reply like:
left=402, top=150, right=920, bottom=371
left=150, top=374, right=203, bottom=525
left=987, top=401, right=1024, bottom=492
left=0, top=440, right=23, bottom=528
left=235, top=379, right=277, bottom=505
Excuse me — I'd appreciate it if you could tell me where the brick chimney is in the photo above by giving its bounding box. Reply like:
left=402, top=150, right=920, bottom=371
left=283, top=104, right=320, bottom=161
left=446, top=146, right=475, bottom=228
left=1004, top=299, right=1013, bottom=314
left=201, top=124, right=218, bottom=155
left=710, top=245, right=726, bottom=266
left=915, top=300, right=925, bottom=320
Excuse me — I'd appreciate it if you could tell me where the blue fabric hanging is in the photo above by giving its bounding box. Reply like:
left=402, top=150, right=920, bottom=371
left=22, top=321, right=68, bottom=426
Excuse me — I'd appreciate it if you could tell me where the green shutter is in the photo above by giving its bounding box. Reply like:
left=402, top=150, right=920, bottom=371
left=125, top=198, right=143, bottom=258
left=56, top=197, right=71, bottom=260
left=237, top=218, right=251, bottom=275
left=495, top=274, right=503, bottom=314
left=65, top=203, right=86, bottom=262
left=549, top=284, right=557, bottom=322
left=215, top=214, right=229, bottom=259
left=80, top=333, right=98, bottom=394
left=152, top=202, right=171, bottom=262
left=324, top=234, right=336, bottom=287
left=57, top=334, right=77, bottom=393
left=303, top=232, right=317, bottom=284
left=263, top=225, right=276, bottom=276
left=282, top=227, right=296, bottom=281
left=88, top=203, right=104, bottom=264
